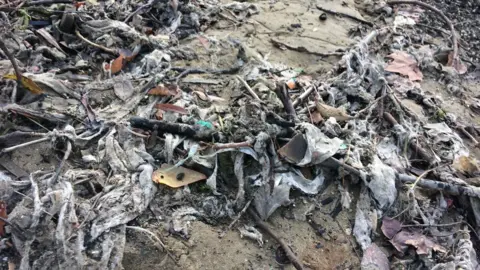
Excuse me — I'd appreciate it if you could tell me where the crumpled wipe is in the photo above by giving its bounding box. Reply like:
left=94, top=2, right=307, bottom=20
left=254, top=176, right=291, bottom=220
left=277, top=168, right=325, bottom=195
left=424, top=122, right=468, bottom=161
left=366, top=156, right=397, bottom=210
left=353, top=186, right=374, bottom=250
left=169, top=207, right=201, bottom=238
left=297, top=123, right=343, bottom=166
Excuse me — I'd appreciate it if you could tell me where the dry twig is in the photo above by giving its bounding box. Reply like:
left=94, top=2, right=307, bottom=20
left=236, top=75, right=261, bottom=101
left=248, top=208, right=305, bottom=270
left=75, top=30, right=117, bottom=55
left=126, top=226, right=177, bottom=264
left=0, top=39, right=22, bottom=81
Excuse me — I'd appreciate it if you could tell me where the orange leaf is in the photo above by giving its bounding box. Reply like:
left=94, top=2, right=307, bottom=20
left=110, top=55, right=125, bottom=74
left=0, top=201, right=7, bottom=237
left=110, top=45, right=141, bottom=75
left=148, top=84, right=179, bottom=96
left=155, top=103, right=188, bottom=114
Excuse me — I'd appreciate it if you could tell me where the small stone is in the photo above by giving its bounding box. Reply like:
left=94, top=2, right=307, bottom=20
left=319, top=13, right=327, bottom=21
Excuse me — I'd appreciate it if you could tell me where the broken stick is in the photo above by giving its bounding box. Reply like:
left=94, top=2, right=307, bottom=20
left=0, top=39, right=22, bottom=82
left=327, top=156, right=480, bottom=199
left=129, top=116, right=223, bottom=142
left=248, top=208, right=305, bottom=270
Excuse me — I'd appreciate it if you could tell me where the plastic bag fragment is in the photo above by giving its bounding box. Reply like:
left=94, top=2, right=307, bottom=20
left=169, top=207, right=201, bottom=238
left=254, top=180, right=291, bottom=220
left=367, top=156, right=397, bottom=210
left=276, top=168, right=325, bottom=195
left=297, top=123, right=343, bottom=166
left=277, top=133, right=307, bottom=164
left=424, top=122, right=468, bottom=161
left=353, top=186, right=374, bottom=250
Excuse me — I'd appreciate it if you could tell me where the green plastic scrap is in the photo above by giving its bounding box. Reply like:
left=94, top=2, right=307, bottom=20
left=196, top=120, right=213, bottom=129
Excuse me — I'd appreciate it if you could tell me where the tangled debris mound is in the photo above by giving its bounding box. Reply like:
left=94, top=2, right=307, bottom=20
left=1, top=0, right=480, bottom=269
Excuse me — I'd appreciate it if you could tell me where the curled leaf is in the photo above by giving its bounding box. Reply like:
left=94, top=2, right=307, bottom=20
left=0, top=201, right=6, bottom=236
left=155, top=103, right=188, bottom=114
left=391, top=230, right=447, bottom=255
left=148, top=84, right=179, bottom=96
left=381, top=217, right=402, bottom=239
left=109, top=45, right=142, bottom=75
left=110, top=55, right=126, bottom=74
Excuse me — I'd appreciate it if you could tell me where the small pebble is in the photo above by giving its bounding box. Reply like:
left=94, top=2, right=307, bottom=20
left=315, top=243, right=323, bottom=249
left=319, top=13, right=327, bottom=21
left=290, top=23, right=302, bottom=28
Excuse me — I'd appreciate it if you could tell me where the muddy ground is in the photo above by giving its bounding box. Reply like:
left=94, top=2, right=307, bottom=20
left=118, top=0, right=478, bottom=269
left=6, top=0, right=480, bottom=269
left=123, top=1, right=364, bottom=269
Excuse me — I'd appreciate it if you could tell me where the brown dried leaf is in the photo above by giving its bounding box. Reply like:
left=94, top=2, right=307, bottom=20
left=390, top=230, right=447, bottom=255
left=315, top=102, right=351, bottom=121
left=381, top=217, right=402, bottom=239
left=148, top=84, right=179, bottom=96
left=109, top=45, right=141, bottom=75
left=110, top=55, right=125, bottom=74
left=404, top=235, right=447, bottom=255
left=155, top=103, right=188, bottom=114
left=385, top=51, right=423, bottom=81
left=152, top=164, right=206, bottom=188
left=0, top=201, right=6, bottom=237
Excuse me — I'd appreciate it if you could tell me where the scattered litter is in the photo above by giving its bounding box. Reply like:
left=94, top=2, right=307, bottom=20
left=0, top=0, right=478, bottom=268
